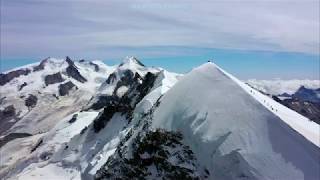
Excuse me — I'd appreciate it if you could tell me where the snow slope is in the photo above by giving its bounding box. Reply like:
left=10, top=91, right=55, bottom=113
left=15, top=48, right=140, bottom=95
left=216, top=63, right=320, bottom=147
left=151, top=62, right=320, bottom=179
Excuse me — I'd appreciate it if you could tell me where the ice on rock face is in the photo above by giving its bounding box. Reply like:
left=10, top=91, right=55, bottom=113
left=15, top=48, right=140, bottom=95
left=152, top=62, right=320, bottom=179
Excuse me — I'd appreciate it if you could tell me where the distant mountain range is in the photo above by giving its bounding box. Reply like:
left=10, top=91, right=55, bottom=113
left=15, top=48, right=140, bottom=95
left=0, top=57, right=319, bottom=180
left=247, top=80, right=320, bottom=124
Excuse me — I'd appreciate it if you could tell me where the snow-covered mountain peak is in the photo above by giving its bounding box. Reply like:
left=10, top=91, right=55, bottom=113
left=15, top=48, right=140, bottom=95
left=118, top=56, right=146, bottom=71
left=96, top=57, right=161, bottom=96
left=150, top=61, right=320, bottom=179
left=1, top=58, right=319, bottom=180
left=192, top=61, right=219, bottom=72
left=121, top=56, right=144, bottom=66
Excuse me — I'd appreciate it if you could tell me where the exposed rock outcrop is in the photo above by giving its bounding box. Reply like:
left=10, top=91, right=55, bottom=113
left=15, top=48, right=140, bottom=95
left=25, top=94, right=38, bottom=109
left=105, top=73, right=117, bottom=84
left=0, top=133, right=32, bottom=148
left=89, top=62, right=100, bottom=72
left=92, top=71, right=158, bottom=133
left=65, top=56, right=87, bottom=83
left=18, top=82, right=28, bottom=91
left=0, top=105, right=19, bottom=135
left=0, top=105, right=16, bottom=120
left=95, top=129, right=202, bottom=180
left=44, top=72, right=64, bottom=86
left=271, top=86, right=320, bottom=125
left=30, top=138, right=43, bottom=153
left=293, top=86, right=320, bottom=103
left=68, top=114, right=78, bottom=123
left=0, top=69, right=31, bottom=86
left=33, top=58, right=49, bottom=72
left=273, top=95, right=320, bottom=124
left=93, top=105, right=118, bottom=132
left=58, top=81, right=77, bottom=96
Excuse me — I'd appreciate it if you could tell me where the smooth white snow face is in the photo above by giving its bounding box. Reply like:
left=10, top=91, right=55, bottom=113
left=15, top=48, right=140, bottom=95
left=247, top=79, right=320, bottom=95
left=152, top=63, right=320, bottom=179
left=116, top=86, right=129, bottom=97
left=14, top=163, right=81, bottom=180
left=216, top=63, right=320, bottom=147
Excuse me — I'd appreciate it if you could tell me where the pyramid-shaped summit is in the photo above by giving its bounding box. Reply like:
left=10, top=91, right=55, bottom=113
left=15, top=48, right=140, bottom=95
left=120, top=56, right=145, bottom=67
left=150, top=62, right=320, bottom=179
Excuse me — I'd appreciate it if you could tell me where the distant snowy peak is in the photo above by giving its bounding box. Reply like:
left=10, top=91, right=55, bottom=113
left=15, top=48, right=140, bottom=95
left=120, top=56, right=145, bottom=67
left=293, top=86, right=320, bottom=102
left=97, top=57, right=161, bottom=96
left=0, top=56, right=113, bottom=89
left=88, top=57, right=180, bottom=111
left=0, top=57, right=114, bottom=136
left=247, top=79, right=320, bottom=124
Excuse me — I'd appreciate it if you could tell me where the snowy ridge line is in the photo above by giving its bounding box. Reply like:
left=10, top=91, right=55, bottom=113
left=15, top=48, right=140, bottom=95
left=246, top=79, right=320, bottom=95
left=211, top=62, right=320, bottom=147
left=2, top=58, right=64, bottom=73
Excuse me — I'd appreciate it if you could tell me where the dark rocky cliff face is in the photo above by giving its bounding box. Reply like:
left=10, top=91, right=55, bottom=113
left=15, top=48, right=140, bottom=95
left=93, top=105, right=118, bottom=132
left=91, top=71, right=158, bottom=132
left=249, top=84, right=320, bottom=125
left=25, top=94, right=38, bottom=109
left=0, top=69, right=31, bottom=86
left=292, top=86, right=320, bottom=103
left=44, top=72, right=64, bottom=86
left=65, top=56, right=87, bottom=83
left=33, top=58, right=49, bottom=72
left=18, top=82, right=28, bottom=91
left=105, top=73, right=117, bottom=84
left=89, top=62, right=100, bottom=72
left=272, top=86, right=320, bottom=125
left=58, top=81, right=77, bottom=96
left=94, top=98, right=204, bottom=180
left=0, top=105, right=18, bottom=134
left=0, top=133, right=32, bottom=148
left=95, top=129, right=201, bottom=180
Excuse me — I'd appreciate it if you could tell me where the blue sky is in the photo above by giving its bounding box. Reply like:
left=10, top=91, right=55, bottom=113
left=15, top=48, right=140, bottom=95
left=1, top=0, right=319, bottom=79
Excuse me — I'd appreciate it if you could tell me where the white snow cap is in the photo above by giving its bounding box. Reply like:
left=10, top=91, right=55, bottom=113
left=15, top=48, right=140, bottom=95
left=152, top=62, right=320, bottom=179
left=122, top=56, right=143, bottom=65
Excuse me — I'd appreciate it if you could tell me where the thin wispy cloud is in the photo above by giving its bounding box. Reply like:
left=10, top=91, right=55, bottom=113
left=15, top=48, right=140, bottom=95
left=1, top=0, right=319, bottom=59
